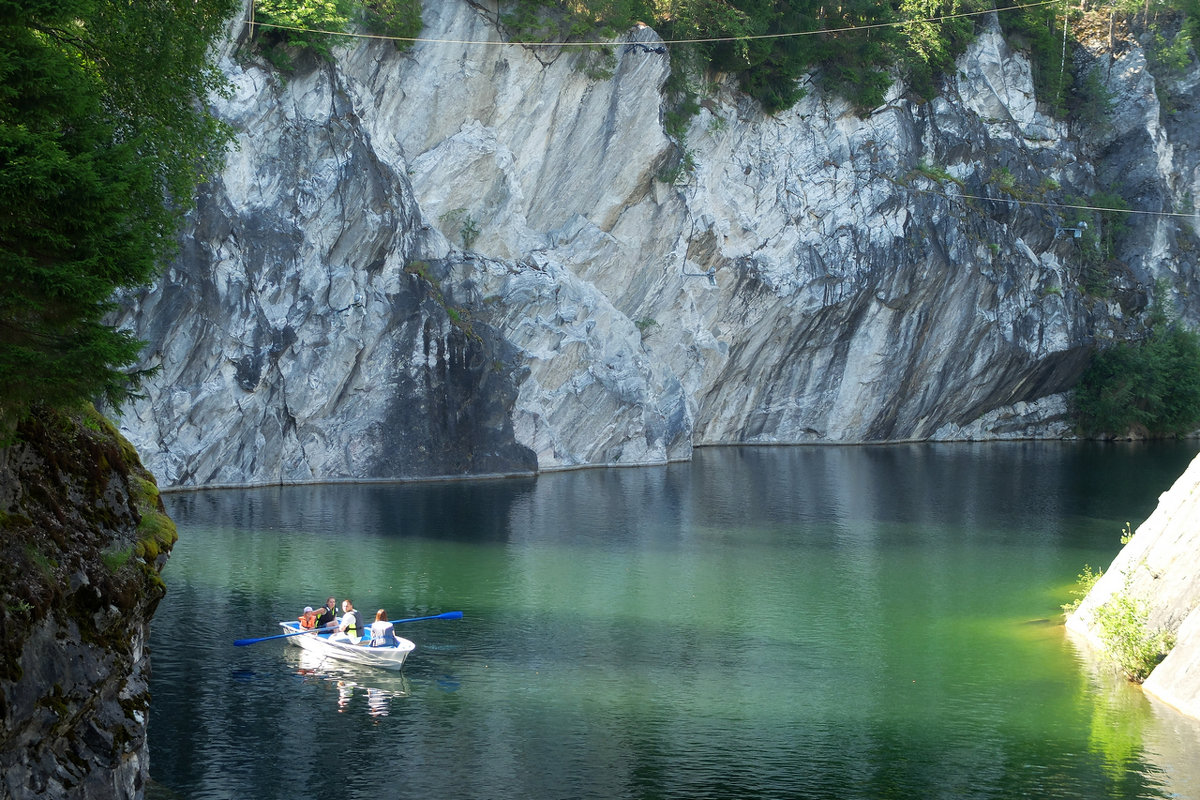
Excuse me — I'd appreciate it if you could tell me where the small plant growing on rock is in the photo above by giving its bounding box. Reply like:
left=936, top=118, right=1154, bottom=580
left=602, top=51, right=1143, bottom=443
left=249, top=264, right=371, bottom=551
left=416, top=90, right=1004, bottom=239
left=101, top=546, right=134, bottom=572
left=441, top=208, right=481, bottom=249
left=990, top=166, right=1028, bottom=198
left=1062, top=563, right=1102, bottom=615
left=911, top=161, right=957, bottom=185
left=635, top=318, right=660, bottom=334
left=1093, top=591, right=1174, bottom=682
left=405, top=260, right=432, bottom=281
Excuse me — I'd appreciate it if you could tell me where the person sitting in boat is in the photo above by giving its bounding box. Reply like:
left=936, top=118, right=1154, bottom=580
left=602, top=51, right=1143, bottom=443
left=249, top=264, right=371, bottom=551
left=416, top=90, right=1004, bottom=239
left=315, top=596, right=338, bottom=630
left=331, top=599, right=364, bottom=644
left=368, top=609, right=397, bottom=647
left=298, top=606, right=319, bottom=629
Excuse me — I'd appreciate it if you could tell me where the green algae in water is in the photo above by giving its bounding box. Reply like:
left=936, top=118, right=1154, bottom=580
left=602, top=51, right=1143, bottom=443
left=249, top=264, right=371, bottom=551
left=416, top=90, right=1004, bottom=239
left=149, top=442, right=1200, bottom=800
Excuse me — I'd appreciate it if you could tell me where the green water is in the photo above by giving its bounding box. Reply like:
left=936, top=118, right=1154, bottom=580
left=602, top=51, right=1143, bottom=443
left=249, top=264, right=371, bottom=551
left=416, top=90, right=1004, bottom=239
left=149, top=443, right=1200, bottom=800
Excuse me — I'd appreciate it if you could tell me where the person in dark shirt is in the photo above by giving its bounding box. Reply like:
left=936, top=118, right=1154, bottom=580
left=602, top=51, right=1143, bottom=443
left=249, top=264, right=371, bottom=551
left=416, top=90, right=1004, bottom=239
left=315, top=596, right=338, bottom=629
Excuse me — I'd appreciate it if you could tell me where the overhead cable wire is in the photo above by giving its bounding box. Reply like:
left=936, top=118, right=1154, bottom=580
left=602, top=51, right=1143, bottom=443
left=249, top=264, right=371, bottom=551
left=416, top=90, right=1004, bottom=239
left=242, top=0, right=1061, bottom=48
left=241, top=1, right=1197, bottom=224
left=828, top=170, right=1196, bottom=220
left=935, top=192, right=1197, bottom=219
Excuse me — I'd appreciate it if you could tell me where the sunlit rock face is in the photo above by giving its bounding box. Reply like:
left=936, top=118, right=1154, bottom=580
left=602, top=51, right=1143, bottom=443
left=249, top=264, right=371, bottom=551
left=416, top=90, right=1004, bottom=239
left=116, top=2, right=1200, bottom=487
left=1067, top=453, right=1200, bottom=720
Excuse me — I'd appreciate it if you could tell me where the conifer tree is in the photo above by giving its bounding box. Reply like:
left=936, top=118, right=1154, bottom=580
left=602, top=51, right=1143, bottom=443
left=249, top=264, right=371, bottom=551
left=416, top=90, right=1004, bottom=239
left=0, top=0, right=237, bottom=426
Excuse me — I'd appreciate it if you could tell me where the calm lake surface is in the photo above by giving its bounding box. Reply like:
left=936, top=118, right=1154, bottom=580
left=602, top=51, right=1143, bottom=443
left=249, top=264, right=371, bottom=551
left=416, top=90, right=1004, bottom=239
left=149, top=443, right=1200, bottom=800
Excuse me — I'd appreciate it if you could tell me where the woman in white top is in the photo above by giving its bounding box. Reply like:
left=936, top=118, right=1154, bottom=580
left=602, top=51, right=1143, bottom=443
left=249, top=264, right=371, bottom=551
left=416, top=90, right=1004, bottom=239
left=369, top=609, right=397, bottom=647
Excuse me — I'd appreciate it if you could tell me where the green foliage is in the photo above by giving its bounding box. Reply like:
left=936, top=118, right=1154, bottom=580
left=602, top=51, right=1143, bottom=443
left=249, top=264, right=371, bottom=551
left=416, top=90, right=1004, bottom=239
left=441, top=208, right=481, bottom=249
left=1148, top=21, right=1195, bottom=74
left=655, top=148, right=696, bottom=183
left=501, top=0, right=982, bottom=115
left=1074, top=302, right=1200, bottom=437
left=1061, top=563, right=1102, bottom=614
left=101, top=546, right=134, bottom=572
left=6, top=598, right=32, bottom=616
left=999, top=1, right=1073, bottom=116
left=502, top=0, right=657, bottom=44
left=1068, top=64, right=1112, bottom=125
left=1090, top=190, right=1129, bottom=261
left=1093, top=591, right=1174, bottom=682
left=405, top=260, right=433, bottom=280
left=0, top=0, right=237, bottom=425
left=252, top=0, right=424, bottom=63
left=635, top=317, right=660, bottom=332
left=254, top=0, right=353, bottom=63
left=578, top=47, right=618, bottom=79
left=990, top=166, right=1017, bottom=193
left=1066, top=189, right=1128, bottom=296
left=910, top=160, right=961, bottom=186
left=359, top=0, right=422, bottom=48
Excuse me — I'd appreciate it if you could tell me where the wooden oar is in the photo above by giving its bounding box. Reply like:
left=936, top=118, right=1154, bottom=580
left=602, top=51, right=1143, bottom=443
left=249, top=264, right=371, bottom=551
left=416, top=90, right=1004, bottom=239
left=233, top=611, right=463, bottom=646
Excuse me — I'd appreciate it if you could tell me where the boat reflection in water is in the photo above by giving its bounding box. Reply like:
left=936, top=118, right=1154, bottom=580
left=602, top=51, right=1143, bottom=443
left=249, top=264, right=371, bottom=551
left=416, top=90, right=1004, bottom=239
left=286, top=648, right=411, bottom=718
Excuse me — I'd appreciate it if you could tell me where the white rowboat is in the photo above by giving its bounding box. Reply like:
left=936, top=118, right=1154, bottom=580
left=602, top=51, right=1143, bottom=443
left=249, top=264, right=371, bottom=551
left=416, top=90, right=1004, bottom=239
left=276, top=620, right=416, bottom=671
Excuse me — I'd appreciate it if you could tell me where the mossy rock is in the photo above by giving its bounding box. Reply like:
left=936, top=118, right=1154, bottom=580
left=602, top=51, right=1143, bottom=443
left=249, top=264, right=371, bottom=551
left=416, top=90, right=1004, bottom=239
left=0, top=404, right=175, bottom=682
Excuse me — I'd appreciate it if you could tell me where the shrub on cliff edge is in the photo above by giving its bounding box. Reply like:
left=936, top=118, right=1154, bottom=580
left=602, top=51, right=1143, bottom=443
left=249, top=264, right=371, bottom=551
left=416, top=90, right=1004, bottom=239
left=1093, top=591, right=1175, bottom=682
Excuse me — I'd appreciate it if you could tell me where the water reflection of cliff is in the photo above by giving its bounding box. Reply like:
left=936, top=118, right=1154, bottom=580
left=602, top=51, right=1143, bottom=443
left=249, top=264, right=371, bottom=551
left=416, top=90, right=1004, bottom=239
left=166, top=479, right=535, bottom=545
left=288, top=649, right=410, bottom=719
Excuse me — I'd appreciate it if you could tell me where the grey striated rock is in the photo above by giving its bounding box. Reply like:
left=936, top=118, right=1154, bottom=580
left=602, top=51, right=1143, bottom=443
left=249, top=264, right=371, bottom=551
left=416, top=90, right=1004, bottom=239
left=115, top=2, right=1200, bottom=487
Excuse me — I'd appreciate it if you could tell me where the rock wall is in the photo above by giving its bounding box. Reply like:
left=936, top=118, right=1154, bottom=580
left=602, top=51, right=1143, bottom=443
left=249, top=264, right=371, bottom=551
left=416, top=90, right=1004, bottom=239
left=1067, top=452, right=1200, bottom=720
left=0, top=407, right=175, bottom=799
left=114, top=1, right=1200, bottom=487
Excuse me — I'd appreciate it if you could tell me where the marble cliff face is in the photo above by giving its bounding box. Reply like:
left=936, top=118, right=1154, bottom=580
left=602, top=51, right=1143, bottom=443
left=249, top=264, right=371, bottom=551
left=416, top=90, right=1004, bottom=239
left=115, top=1, right=1200, bottom=488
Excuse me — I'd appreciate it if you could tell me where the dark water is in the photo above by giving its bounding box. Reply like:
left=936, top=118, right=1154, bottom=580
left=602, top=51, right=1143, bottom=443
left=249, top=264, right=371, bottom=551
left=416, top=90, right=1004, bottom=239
left=149, top=442, right=1200, bottom=800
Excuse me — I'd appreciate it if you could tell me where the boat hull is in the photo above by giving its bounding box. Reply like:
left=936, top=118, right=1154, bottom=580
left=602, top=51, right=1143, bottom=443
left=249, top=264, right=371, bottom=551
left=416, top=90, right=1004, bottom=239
left=277, top=621, right=415, bottom=671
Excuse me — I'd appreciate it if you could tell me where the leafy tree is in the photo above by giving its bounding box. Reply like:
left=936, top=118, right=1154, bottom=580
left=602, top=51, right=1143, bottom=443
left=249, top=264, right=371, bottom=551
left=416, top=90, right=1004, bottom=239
left=503, top=0, right=986, bottom=114
left=0, top=0, right=237, bottom=426
left=252, top=0, right=425, bottom=62
left=253, top=0, right=353, bottom=61
left=360, top=0, right=423, bottom=47
left=1074, top=302, right=1200, bottom=437
left=1000, top=0, right=1086, bottom=116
